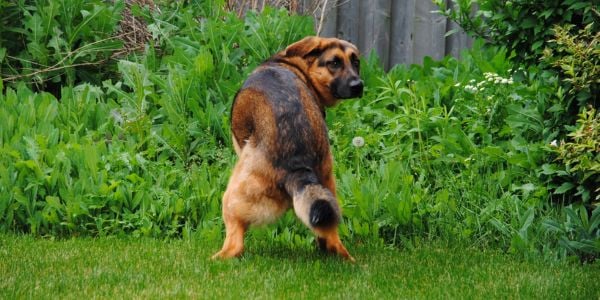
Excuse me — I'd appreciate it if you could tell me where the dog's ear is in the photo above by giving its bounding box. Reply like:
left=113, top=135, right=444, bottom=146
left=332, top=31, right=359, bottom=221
left=283, top=36, right=323, bottom=60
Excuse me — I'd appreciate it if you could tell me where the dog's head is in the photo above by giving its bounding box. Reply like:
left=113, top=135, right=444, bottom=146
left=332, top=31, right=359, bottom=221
left=278, top=36, right=363, bottom=107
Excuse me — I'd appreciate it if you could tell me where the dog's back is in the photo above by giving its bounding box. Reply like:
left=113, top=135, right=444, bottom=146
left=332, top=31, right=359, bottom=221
left=232, top=64, right=328, bottom=179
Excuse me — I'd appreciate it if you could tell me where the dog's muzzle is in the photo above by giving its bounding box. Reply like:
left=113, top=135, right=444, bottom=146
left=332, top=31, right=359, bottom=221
left=333, top=76, right=364, bottom=99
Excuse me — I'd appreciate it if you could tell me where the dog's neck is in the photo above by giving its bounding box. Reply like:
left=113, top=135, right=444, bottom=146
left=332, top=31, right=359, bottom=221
left=265, top=56, right=336, bottom=115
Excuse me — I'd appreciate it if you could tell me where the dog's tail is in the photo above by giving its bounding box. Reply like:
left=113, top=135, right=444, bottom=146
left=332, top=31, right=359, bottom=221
left=283, top=169, right=340, bottom=230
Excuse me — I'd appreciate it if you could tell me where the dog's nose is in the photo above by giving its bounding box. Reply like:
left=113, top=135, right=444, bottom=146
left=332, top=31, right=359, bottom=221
left=349, top=78, right=363, bottom=97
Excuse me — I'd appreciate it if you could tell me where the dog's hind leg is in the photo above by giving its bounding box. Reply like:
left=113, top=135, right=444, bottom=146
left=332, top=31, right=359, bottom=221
left=211, top=221, right=246, bottom=259
left=312, top=208, right=355, bottom=262
left=211, top=192, right=248, bottom=259
left=285, top=175, right=354, bottom=262
left=315, top=227, right=354, bottom=262
left=212, top=147, right=288, bottom=259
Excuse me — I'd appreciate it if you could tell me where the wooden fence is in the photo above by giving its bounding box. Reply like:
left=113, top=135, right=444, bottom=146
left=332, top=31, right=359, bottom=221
left=226, top=0, right=473, bottom=70
left=314, top=0, right=473, bottom=70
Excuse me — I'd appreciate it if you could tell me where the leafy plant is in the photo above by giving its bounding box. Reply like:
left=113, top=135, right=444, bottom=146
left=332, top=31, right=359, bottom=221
left=0, top=0, right=124, bottom=91
left=544, top=107, right=600, bottom=204
left=542, top=23, right=599, bottom=108
left=543, top=205, right=600, bottom=261
left=433, top=0, right=599, bottom=138
left=433, top=0, right=599, bottom=66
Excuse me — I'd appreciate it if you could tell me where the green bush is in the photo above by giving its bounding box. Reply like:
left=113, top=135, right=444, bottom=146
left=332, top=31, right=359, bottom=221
left=434, top=1, right=599, bottom=258
left=434, top=0, right=599, bottom=65
left=543, top=205, right=600, bottom=262
left=434, top=0, right=599, bottom=128
left=543, top=107, right=600, bottom=204
left=541, top=23, right=599, bottom=114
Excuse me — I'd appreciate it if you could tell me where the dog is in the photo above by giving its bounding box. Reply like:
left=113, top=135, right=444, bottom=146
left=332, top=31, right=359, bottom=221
left=212, top=36, right=363, bottom=261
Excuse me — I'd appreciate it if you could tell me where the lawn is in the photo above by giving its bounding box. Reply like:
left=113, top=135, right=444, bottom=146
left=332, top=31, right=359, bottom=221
left=1, top=234, right=598, bottom=299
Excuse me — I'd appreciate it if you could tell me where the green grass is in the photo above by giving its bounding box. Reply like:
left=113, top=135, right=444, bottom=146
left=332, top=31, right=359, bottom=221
left=1, top=235, right=598, bottom=299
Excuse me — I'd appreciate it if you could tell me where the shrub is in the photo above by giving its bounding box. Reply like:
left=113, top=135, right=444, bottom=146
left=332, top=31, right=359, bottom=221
left=435, top=2, right=599, bottom=254
left=544, top=107, right=600, bottom=204
left=434, top=0, right=599, bottom=66
left=543, top=205, right=600, bottom=262
left=541, top=23, right=599, bottom=111
left=329, top=42, right=561, bottom=255
left=434, top=0, right=599, bottom=131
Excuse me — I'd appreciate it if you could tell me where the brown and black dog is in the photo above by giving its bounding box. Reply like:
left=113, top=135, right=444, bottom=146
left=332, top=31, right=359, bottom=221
left=212, top=36, right=363, bottom=261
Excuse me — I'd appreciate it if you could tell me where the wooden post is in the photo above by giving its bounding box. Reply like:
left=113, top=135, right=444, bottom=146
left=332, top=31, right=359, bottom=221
left=358, top=0, right=391, bottom=68
left=390, top=0, right=416, bottom=66
left=413, top=0, right=447, bottom=63
left=336, top=0, right=360, bottom=45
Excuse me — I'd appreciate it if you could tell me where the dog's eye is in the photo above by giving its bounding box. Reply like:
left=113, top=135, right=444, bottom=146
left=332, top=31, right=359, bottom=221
left=327, top=58, right=341, bottom=70
left=352, top=59, right=360, bottom=70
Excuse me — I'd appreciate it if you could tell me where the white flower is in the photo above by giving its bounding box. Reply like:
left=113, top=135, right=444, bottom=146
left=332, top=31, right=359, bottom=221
left=352, top=136, right=365, bottom=148
left=454, top=82, right=461, bottom=87
left=501, top=78, right=509, bottom=84
left=550, top=140, right=558, bottom=147
left=464, top=85, right=477, bottom=93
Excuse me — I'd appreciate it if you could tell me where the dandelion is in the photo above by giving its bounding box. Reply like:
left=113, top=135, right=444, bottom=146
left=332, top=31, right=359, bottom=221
left=352, top=136, right=365, bottom=148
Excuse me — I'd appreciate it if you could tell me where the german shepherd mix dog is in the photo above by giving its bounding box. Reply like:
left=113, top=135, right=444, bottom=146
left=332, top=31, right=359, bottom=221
left=212, top=37, right=363, bottom=261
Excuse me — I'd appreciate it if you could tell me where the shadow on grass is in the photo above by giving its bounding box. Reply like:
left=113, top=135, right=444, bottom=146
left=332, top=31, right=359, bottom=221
left=222, top=240, right=359, bottom=265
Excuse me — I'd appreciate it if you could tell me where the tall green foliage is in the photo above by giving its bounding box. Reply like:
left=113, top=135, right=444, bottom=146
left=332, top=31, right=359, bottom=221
left=0, top=2, right=313, bottom=237
left=434, top=1, right=599, bottom=253
left=0, top=0, right=124, bottom=90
